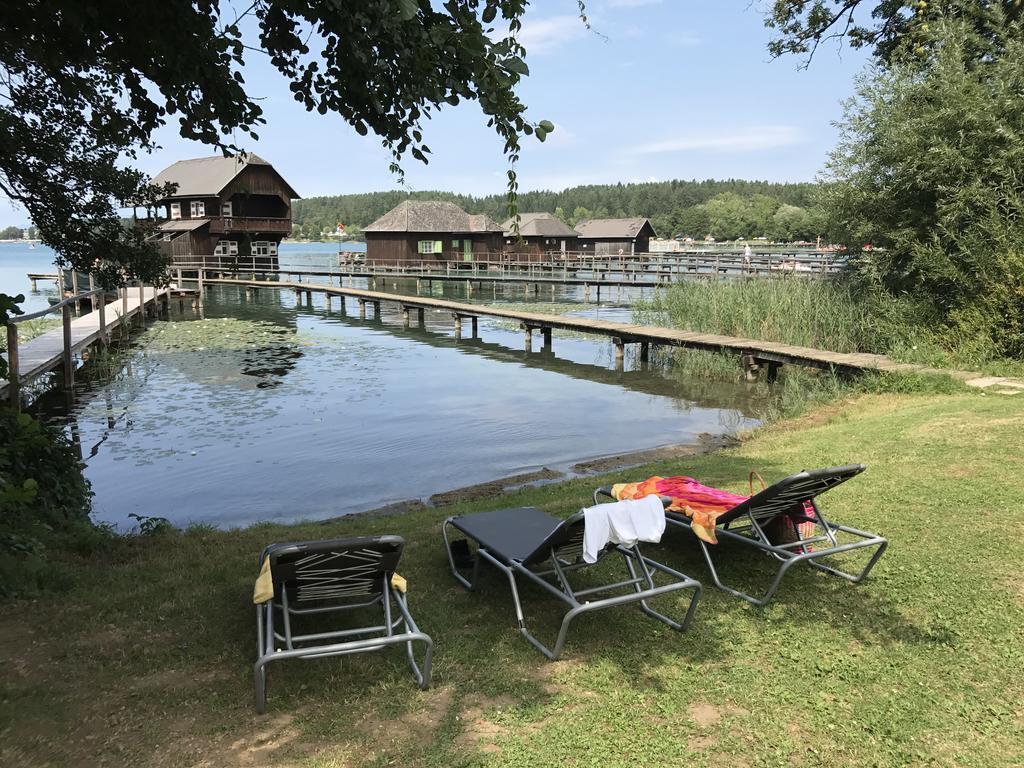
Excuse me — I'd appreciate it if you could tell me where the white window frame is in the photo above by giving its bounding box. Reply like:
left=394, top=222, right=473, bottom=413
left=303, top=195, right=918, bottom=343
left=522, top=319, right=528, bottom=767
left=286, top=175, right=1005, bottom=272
left=221, top=201, right=233, bottom=217
left=162, top=233, right=172, bottom=242
left=169, top=202, right=181, bottom=220
left=418, top=240, right=439, bottom=255
left=252, top=240, right=276, bottom=257
left=214, top=239, right=239, bottom=257
left=190, top=201, right=206, bottom=217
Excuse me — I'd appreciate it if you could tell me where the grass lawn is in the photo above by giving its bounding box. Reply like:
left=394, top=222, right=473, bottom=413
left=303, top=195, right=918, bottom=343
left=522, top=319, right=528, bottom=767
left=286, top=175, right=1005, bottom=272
left=3, top=391, right=1023, bottom=767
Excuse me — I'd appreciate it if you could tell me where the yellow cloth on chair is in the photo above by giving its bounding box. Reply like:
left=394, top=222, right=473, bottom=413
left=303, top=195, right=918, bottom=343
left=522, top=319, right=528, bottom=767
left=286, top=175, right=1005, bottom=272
left=253, top=557, right=407, bottom=604
left=253, top=557, right=274, bottom=604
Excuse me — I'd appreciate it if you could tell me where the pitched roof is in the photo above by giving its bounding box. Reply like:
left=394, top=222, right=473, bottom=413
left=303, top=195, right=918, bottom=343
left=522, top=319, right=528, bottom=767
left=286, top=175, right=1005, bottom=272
left=501, top=212, right=579, bottom=238
left=151, top=153, right=299, bottom=199
left=157, top=219, right=210, bottom=232
left=364, top=200, right=503, bottom=233
left=574, top=217, right=655, bottom=239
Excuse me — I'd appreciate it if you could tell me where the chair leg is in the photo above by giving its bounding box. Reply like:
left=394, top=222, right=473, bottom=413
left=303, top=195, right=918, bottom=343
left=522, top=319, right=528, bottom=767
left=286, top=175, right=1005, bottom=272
left=392, top=588, right=433, bottom=688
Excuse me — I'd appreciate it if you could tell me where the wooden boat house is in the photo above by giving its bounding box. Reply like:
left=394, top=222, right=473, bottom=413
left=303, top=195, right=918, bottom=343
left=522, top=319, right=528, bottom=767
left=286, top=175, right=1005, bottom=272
left=574, top=218, right=656, bottom=255
left=501, top=212, right=579, bottom=259
left=149, top=154, right=299, bottom=269
left=364, top=201, right=504, bottom=264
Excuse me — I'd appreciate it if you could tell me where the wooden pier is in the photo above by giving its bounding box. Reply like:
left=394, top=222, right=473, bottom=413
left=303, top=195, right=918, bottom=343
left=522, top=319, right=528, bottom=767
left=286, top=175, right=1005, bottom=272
left=3, top=283, right=173, bottom=406
left=201, top=276, right=977, bottom=382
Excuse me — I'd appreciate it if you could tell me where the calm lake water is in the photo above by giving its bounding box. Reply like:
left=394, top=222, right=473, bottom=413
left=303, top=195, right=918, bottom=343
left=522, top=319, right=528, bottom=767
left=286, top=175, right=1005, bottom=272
left=3, top=241, right=765, bottom=530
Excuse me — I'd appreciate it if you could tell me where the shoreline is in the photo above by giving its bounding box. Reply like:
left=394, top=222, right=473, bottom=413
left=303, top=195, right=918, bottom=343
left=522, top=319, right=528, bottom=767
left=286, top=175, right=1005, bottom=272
left=328, top=432, right=739, bottom=523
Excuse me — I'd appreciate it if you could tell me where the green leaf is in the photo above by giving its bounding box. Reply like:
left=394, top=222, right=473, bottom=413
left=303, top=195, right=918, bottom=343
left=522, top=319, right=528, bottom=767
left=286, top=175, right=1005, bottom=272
left=505, top=57, right=529, bottom=76
left=396, top=0, right=418, bottom=21
left=538, top=119, right=554, bottom=133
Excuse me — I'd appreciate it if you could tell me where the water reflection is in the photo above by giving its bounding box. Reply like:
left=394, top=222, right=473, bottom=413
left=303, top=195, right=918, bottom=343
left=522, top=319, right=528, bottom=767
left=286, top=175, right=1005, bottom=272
left=34, top=284, right=763, bottom=530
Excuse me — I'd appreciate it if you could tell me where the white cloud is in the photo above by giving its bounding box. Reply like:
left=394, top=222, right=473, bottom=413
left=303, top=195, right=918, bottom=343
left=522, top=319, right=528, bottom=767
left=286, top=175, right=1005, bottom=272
left=517, top=15, right=587, bottom=55
left=626, top=126, right=804, bottom=154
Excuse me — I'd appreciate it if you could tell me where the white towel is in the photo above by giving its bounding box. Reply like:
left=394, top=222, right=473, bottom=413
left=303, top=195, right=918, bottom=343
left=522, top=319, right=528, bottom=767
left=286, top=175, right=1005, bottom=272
left=582, top=496, right=666, bottom=563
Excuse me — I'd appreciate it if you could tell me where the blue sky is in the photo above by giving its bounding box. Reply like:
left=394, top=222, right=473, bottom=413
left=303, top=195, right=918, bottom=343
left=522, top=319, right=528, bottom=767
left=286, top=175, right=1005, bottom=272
left=3, top=1, right=870, bottom=225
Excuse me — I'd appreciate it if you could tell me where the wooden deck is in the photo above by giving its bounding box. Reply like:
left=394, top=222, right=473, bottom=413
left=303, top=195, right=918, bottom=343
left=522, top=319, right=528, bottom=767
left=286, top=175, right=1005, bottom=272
left=2, top=286, right=169, bottom=400
left=205, top=277, right=996, bottom=383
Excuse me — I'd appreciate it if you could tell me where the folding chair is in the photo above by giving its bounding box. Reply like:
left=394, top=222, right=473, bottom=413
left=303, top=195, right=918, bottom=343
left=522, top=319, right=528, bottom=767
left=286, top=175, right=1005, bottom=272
left=442, top=506, right=702, bottom=660
left=595, top=465, right=888, bottom=606
left=253, top=535, right=432, bottom=713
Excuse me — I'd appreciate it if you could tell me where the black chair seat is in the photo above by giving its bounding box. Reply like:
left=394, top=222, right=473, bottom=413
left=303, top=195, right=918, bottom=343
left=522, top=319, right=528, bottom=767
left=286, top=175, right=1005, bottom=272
left=448, top=507, right=563, bottom=563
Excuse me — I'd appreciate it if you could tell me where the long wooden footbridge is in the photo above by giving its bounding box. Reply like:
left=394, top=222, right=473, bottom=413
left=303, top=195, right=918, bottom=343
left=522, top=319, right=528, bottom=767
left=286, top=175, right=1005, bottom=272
left=202, top=276, right=998, bottom=385
left=2, top=282, right=179, bottom=406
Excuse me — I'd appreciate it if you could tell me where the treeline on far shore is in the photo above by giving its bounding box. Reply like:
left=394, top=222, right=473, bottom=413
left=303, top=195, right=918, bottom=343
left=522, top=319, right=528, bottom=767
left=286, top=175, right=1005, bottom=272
left=291, top=179, right=825, bottom=243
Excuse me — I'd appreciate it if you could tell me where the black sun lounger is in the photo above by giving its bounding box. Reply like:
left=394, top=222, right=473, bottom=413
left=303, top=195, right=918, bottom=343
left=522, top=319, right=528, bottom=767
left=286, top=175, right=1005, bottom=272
left=595, top=465, right=888, bottom=606
left=442, top=506, right=702, bottom=659
left=253, top=535, right=432, bottom=713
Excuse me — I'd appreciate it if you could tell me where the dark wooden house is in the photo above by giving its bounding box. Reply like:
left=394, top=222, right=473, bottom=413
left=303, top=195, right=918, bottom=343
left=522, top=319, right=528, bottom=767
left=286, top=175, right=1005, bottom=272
left=364, top=201, right=504, bottom=264
left=501, top=213, right=579, bottom=260
left=574, top=218, right=656, bottom=255
left=148, top=154, right=299, bottom=269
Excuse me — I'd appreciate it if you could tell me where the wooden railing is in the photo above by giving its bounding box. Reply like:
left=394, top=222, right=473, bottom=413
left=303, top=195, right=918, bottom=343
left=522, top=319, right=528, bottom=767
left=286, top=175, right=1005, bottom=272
left=208, top=216, right=291, bottom=234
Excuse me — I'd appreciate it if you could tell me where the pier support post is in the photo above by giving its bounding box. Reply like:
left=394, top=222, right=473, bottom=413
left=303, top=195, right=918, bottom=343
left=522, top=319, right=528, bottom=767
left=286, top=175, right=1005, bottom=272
left=639, top=341, right=649, bottom=364
left=453, top=314, right=462, bottom=340
left=467, top=281, right=473, bottom=297
left=325, top=294, right=331, bottom=311
left=72, top=271, right=80, bottom=316
left=523, top=324, right=533, bottom=351
left=613, top=337, right=625, bottom=372
left=294, top=288, right=302, bottom=304
left=305, top=290, right=312, bottom=305
left=584, top=283, right=590, bottom=302
left=62, top=304, right=74, bottom=390
left=471, top=316, right=478, bottom=338
left=596, top=284, right=601, bottom=304
left=137, top=282, right=145, bottom=324
left=541, top=327, right=552, bottom=352
left=98, top=295, right=107, bottom=348
left=358, top=299, right=366, bottom=320
left=417, top=307, right=424, bottom=326
left=764, top=360, right=782, bottom=383
left=371, top=300, right=380, bottom=318
left=741, top=353, right=760, bottom=382
left=338, top=296, right=347, bottom=316
left=402, top=307, right=410, bottom=328
left=6, top=323, right=19, bottom=410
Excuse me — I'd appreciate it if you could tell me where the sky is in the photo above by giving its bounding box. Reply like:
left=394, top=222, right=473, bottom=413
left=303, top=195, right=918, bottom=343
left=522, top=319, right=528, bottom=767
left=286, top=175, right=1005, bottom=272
left=3, top=0, right=871, bottom=225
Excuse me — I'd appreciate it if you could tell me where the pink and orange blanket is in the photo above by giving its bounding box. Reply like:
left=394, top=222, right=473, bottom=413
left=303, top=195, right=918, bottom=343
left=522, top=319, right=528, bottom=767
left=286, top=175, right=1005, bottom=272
left=610, top=475, right=815, bottom=545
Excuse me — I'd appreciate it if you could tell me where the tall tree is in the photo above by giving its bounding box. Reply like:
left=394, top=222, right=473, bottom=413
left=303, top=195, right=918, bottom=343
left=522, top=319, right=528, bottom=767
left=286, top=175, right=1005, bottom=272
left=0, top=0, right=558, bottom=293
left=819, top=11, right=1024, bottom=356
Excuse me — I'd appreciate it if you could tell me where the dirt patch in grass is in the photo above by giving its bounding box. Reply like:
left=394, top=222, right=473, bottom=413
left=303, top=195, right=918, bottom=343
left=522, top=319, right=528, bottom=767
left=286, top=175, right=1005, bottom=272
left=356, top=687, right=454, bottom=754
left=687, top=700, right=750, bottom=728
left=454, top=693, right=520, bottom=755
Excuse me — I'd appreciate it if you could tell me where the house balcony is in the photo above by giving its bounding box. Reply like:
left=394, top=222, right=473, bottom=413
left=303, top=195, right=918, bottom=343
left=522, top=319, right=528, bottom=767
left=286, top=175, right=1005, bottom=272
left=208, top=216, right=292, bottom=235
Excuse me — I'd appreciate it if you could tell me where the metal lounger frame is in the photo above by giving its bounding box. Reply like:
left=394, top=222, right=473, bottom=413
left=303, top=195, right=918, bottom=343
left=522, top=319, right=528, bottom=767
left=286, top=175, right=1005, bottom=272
left=594, top=468, right=888, bottom=606
left=254, top=540, right=433, bottom=713
left=442, top=511, right=702, bottom=660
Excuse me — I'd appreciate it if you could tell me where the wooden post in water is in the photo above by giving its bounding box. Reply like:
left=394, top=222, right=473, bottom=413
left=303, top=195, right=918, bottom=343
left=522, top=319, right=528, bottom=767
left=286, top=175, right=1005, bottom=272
left=471, top=316, right=478, bottom=338
left=137, top=282, right=145, bottom=323
left=453, top=313, right=462, bottom=340
left=640, top=341, right=649, bottom=364
left=6, top=322, right=19, bottom=409
left=358, top=299, right=366, bottom=319
left=371, top=300, right=380, bottom=318
left=416, top=307, right=424, bottom=326
left=613, top=337, right=625, bottom=372
left=541, top=327, right=552, bottom=352
left=62, top=304, right=74, bottom=389
left=523, top=324, right=532, bottom=351
left=121, top=286, right=129, bottom=338
left=97, top=291, right=107, bottom=348
left=402, top=306, right=410, bottom=327
left=71, top=271, right=81, bottom=316
left=324, top=293, right=331, bottom=311
left=583, top=283, right=590, bottom=302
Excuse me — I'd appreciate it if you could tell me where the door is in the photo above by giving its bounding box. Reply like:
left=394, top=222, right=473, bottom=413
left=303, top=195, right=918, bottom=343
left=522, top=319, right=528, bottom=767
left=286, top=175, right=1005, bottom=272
left=463, top=239, right=473, bottom=262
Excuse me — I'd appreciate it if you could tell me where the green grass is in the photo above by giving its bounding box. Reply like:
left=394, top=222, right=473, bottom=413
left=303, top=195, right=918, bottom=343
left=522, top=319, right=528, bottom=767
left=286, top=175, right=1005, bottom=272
left=0, top=317, right=61, bottom=351
left=3, top=390, right=1023, bottom=766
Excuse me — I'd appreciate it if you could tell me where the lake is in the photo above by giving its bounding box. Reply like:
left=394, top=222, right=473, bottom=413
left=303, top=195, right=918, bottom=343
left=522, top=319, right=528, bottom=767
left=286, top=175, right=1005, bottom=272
left=3, top=241, right=764, bottom=530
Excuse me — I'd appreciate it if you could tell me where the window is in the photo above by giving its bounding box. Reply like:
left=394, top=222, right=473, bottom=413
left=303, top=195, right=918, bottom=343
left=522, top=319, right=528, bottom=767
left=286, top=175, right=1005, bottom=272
left=190, top=201, right=206, bottom=217
left=221, top=201, right=233, bottom=217
left=169, top=203, right=181, bottom=220
left=162, top=234, right=172, bottom=242
left=418, top=240, right=441, bottom=255
left=252, top=241, right=277, bottom=257
left=214, top=240, right=239, bottom=256
left=451, top=239, right=459, bottom=249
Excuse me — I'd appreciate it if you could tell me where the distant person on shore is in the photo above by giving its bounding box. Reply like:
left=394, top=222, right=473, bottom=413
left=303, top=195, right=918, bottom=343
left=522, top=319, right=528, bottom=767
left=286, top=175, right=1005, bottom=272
left=743, top=244, right=752, bottom=273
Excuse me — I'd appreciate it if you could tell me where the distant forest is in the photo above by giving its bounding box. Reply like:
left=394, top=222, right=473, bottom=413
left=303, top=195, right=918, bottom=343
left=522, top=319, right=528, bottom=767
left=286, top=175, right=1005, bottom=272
left=291, top=179, right=826, bottom=242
